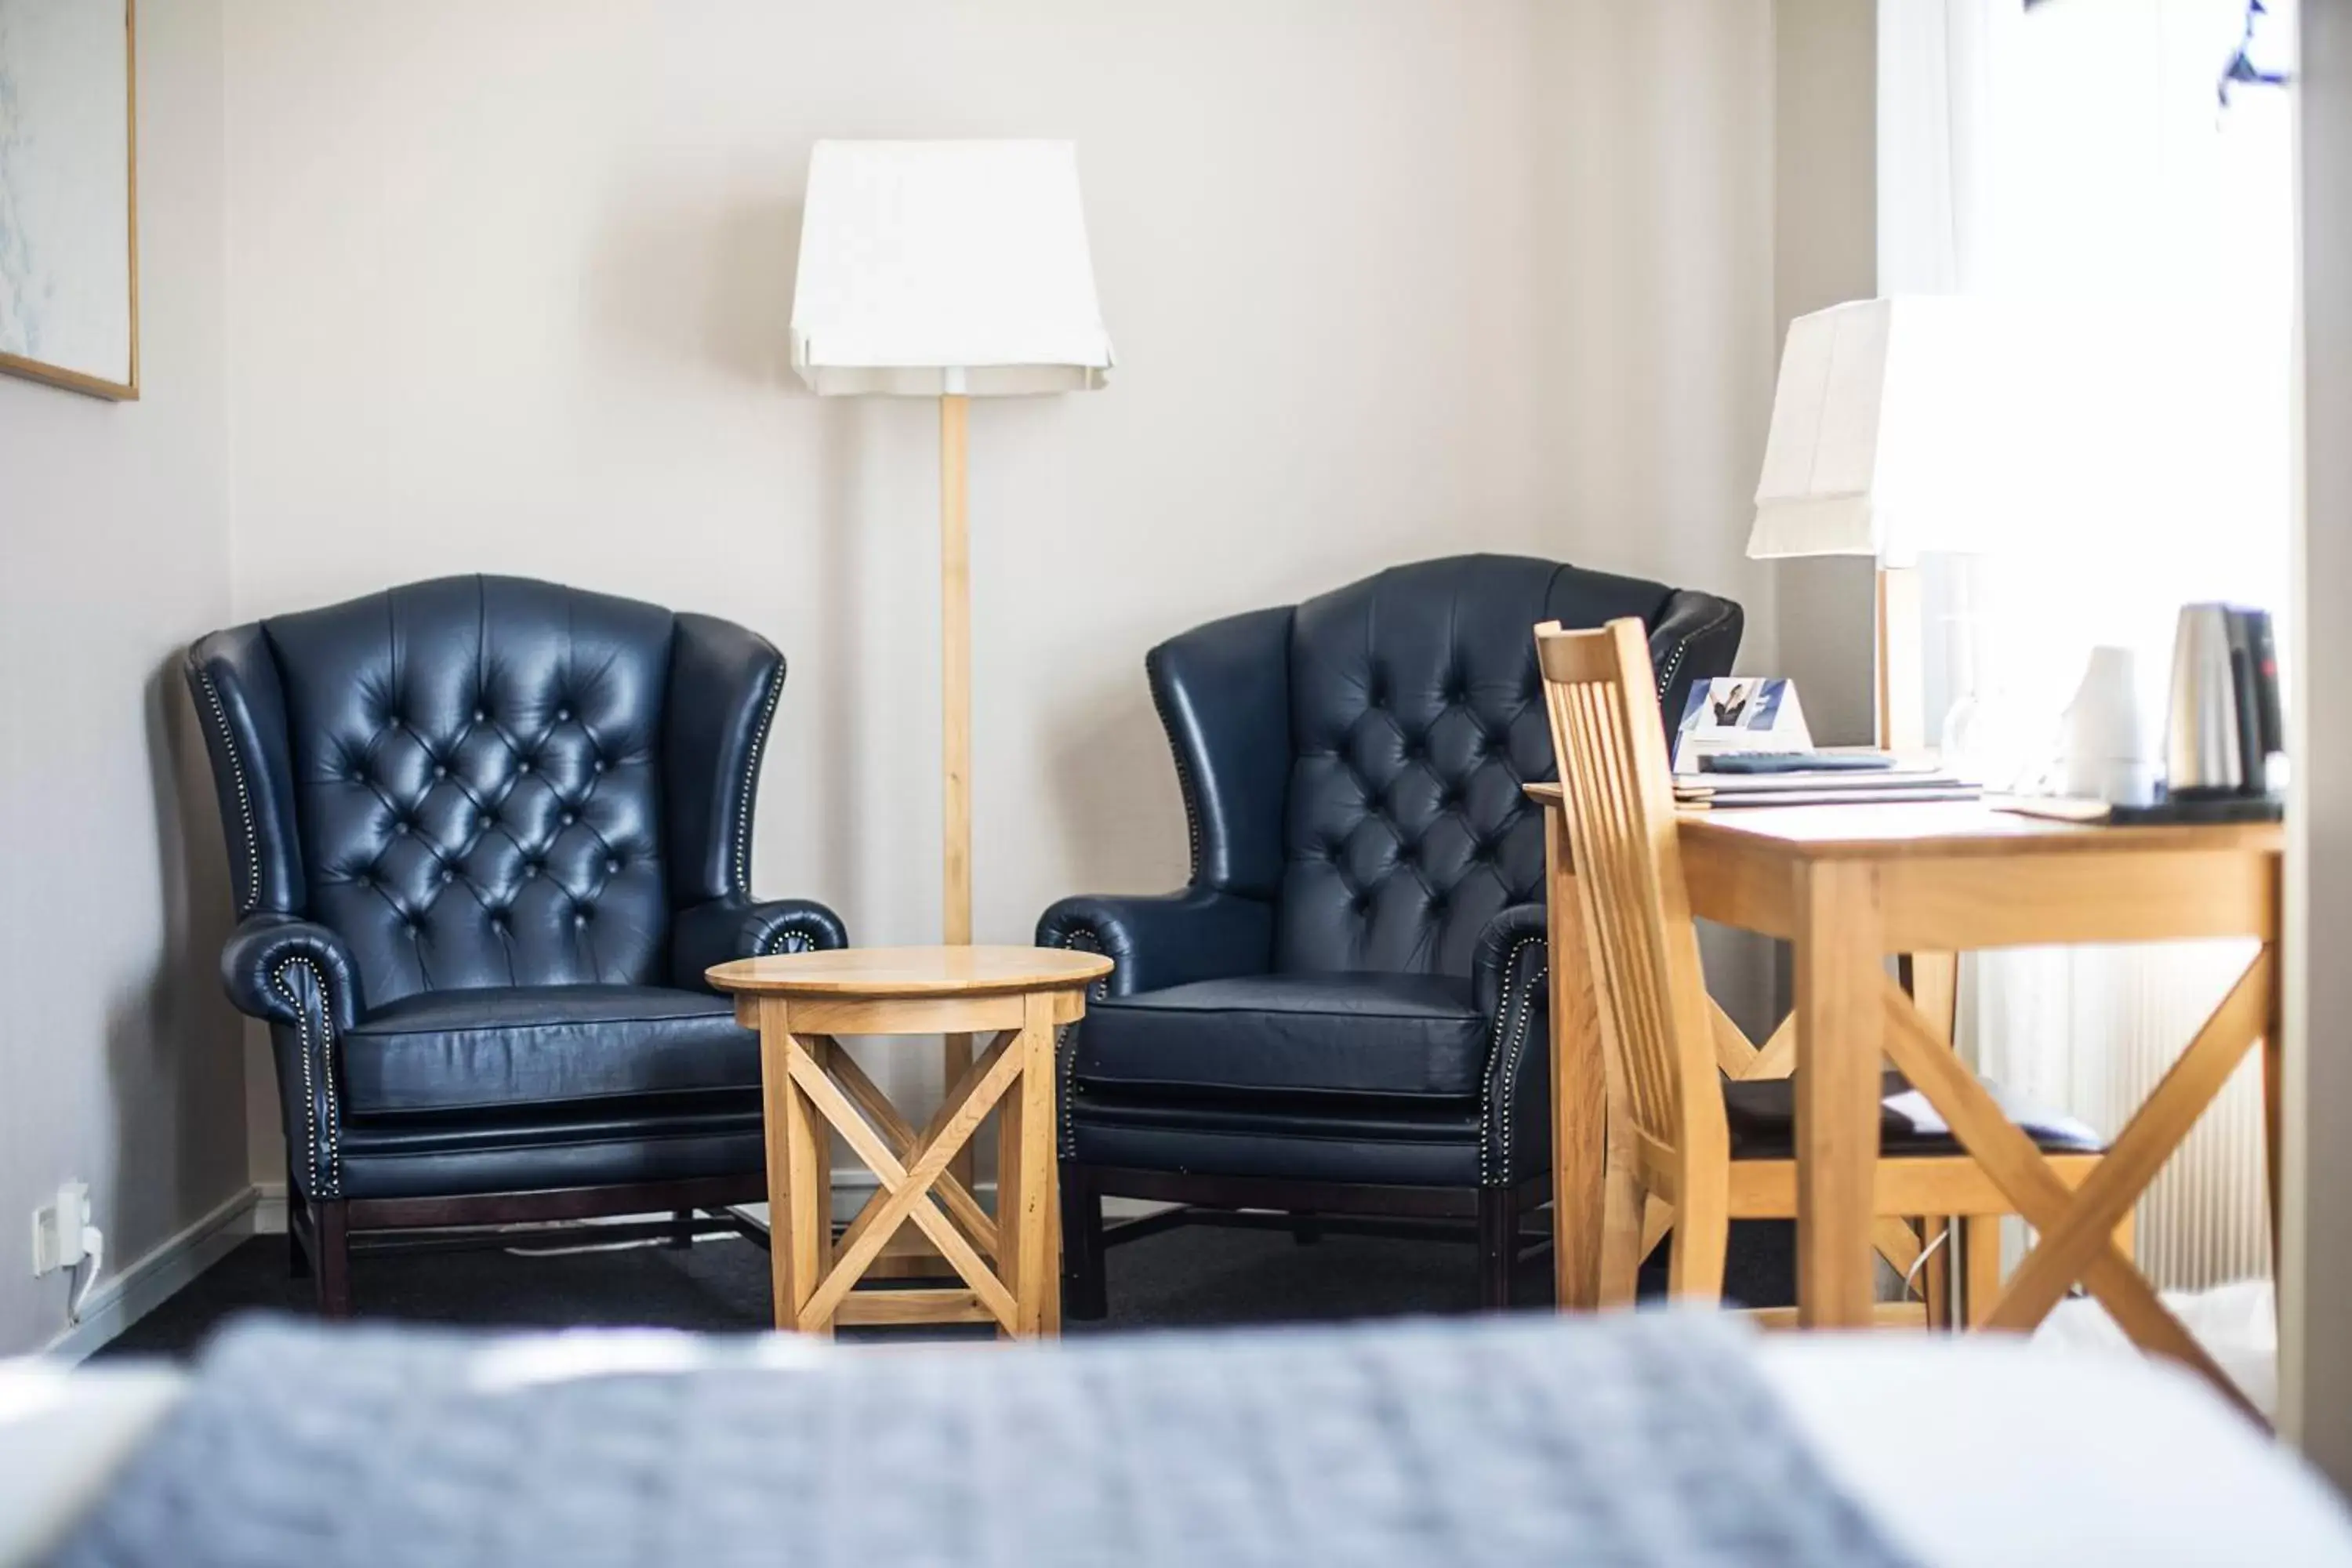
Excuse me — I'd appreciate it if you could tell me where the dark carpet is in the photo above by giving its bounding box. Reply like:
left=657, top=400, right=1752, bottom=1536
left=98, top=1218, right=1795, bottom=1359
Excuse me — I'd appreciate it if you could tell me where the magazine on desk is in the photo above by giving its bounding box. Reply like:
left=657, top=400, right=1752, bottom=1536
left=1670, top=680, right=1980, bottom=806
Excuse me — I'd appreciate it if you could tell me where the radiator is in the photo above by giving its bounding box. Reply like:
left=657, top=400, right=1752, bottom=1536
left=1962, top=939, right=2272, bottom=1290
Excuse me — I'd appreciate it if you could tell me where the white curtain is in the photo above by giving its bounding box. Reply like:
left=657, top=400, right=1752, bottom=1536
left=1881, top=0, right=2296, bottom=1288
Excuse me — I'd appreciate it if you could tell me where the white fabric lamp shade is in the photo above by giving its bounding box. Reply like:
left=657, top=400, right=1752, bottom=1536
left=1748, top=297, right=2007, bottom=568
left=790, top=140, right=1114, bottom=397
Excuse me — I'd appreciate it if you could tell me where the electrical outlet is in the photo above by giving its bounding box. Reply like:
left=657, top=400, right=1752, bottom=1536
left=56, top=1182, right=89, bottom=1269
left=31, top=1203, right=59, bottom=1277
left=29, top=1182, right=89, bottom=1277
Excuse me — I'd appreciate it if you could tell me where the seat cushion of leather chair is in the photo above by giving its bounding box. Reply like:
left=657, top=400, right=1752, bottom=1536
left=1066, top=1091, right=1486, bottom=1187
left=341, top=985, right=756, bottom=1116
left=1723, top=1069, right=2106, bottom=1159
left=332, top=1091, right=766, bottom=1200
left=1073, top=972, right=1488, bottom=1100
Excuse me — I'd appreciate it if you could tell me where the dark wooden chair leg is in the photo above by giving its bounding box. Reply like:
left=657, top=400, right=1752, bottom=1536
left=1477, top=1186, right=1517, bottom=1311
left=668, top=1208, right=696, bottom=1249
left=314, top=1200, right=354, bottom=1319
left=1061, top=1163, right=1109, bottom=1321
left=1292, top=1210, right=1325, bottom=1246
left=286, top=1166, right=314, bottom=1278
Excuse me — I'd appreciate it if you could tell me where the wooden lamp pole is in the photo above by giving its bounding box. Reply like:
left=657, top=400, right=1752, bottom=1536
left=789, top=138, right=1112, bottom=1241
left=941, top=390, right=972, bottom=949
left=940, top=387, right=975, bottom=1179
left=1878, top=563, right=1959, bottom=1045
left=1875, top=564, right=1927, bottom=753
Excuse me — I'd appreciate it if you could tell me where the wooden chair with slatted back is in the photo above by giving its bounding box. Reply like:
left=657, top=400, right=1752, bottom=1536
left=1534, top=617, right=2117, bottom=1317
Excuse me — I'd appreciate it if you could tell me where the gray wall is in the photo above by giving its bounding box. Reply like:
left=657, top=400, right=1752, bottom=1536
left=2287, top=0, right=2352, bottom=1488
left=216, top=0, right=1790, bottom=1144
left=1769, top=0, right=1879, bottom=746
left=0, top=1, right=1869, bottom=1350
left=0, top=0, right=244, bottom=1355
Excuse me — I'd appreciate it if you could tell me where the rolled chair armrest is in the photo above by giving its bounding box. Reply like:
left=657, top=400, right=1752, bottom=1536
left=1036, top=888, right=1274, bottom=1000
left=672, top=895, right=851, bottom=990
left=1474, top=903, right=1552, bottom=1186
left=221, top=916, right=361, bottom=1200
left=221, top=916, right=361, bottom=1034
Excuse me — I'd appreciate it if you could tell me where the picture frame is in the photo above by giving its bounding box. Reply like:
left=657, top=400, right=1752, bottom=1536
left=0, top=0, right=139, bottom=401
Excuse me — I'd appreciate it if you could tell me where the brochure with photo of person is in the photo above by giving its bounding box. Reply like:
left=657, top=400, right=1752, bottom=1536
left=1672, top=677, right=1811, bottom=772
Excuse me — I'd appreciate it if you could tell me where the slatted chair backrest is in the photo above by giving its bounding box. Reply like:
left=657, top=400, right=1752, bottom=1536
left=1533, top=617, right=1730, bottom=1180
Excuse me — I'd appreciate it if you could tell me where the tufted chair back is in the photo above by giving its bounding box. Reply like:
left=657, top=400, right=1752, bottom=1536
left=1284, top=555, right=1690, bottom=976
left=1143, top=554, right=1742, bottom=985
left=191, top=576, right=786, bottom=1011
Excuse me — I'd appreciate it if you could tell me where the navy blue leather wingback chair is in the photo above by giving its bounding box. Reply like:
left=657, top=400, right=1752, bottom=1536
left=1041, top=555, right=1740, bottom=1312
left=187, top=575, right=846, bottom=1315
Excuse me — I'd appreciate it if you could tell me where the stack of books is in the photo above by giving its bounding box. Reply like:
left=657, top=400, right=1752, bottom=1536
left=1672, top=752, right=1980, bottom=810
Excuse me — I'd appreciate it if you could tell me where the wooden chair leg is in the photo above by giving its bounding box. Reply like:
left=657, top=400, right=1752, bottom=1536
left=285, top=1163, right=313, bottom=1279
left=1059, top=1163, right=1108, bottom=1322
left=1596, top=1162, right=1647, bottom=1308
left=1292, top=1210, right=1325, bottom=1246
left=1477, top=1187, right=1518, bottom=1310
left=668, top=1208, right=696, bottom=1250
left=1964, top=1214, right=2002, bottom=1330
left=287, top=1189, right=314, bottom=1282
left=2113, top=1205, right=2136, bottom=1265
left=1666, top=1173, right=1729, bottom=1302
left=314, top=1200, right=354, bottom=1319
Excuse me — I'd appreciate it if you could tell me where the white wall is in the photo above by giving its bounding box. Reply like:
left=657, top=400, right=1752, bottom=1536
left=217, top=0, right=1784, bottom=1123
left=1536, top=2, right=1781, bottom=635
left=0, top=0, right=242, bottom=1354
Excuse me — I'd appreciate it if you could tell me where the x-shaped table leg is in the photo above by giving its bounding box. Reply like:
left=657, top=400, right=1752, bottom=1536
left=783, top=1026, right=1025, bottom=1333
left=1876, top=953, right=2274, bottom=1420
left=821, top=1041, right=999, bottom=1260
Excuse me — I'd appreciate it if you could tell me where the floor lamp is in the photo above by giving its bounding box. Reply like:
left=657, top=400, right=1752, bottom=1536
left=790, top=140, right=1114, bottom=1152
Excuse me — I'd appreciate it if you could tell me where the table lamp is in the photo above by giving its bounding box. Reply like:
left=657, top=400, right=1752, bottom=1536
left=791, top=139, right=1114, bottom=1116
left=1748, top=297, right=2002, bottom=750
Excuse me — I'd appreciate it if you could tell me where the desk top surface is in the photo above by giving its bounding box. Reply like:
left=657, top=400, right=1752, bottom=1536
left=1522, top=784, right=2284, bottom=862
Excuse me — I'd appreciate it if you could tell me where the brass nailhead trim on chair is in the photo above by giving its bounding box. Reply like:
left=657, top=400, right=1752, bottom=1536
left=732, top=668, right=785, bottom=896
left=272, top=958, right=342, bottom=1198
left=1479, top=935, right=1543, bottom=1186
left=761, top=922, right=825, bottom=956
left=1055, top=927, right=1110, bottom=1158
left=1654, top=603, right=1741, bottom=704
left=1145, top=673, right=1205, bottom=883
left=198, top=670, right=260, bottom=914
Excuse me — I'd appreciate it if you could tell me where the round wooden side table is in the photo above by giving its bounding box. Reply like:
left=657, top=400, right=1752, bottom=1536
left=706, top=945, right=1112, bottom=1338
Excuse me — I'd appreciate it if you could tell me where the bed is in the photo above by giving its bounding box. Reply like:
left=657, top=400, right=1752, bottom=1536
left=4, top=1311, right=2347, bottom=1566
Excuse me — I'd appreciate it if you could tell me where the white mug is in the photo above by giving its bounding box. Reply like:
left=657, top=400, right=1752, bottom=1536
left=2062, top=646, right=2158, bottom=807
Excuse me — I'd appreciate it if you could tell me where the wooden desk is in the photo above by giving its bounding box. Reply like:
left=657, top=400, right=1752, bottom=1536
left=1530, top=788, right=2283, bottom=1389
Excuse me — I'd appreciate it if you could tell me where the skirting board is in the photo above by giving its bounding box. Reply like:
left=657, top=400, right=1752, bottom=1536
left=45, top=1174, right=1163, bottom=1360
left=42, top=1185, right=267, bottom=1364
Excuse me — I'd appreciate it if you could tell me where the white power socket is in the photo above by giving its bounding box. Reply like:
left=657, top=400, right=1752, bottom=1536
left=29, top=1181, right=89, bottom=1278
left=30, top=1204, right=58, bottom=1277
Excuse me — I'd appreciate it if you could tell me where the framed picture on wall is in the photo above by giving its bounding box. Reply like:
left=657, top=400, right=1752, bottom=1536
left=0, top=0, right=138, bottom=401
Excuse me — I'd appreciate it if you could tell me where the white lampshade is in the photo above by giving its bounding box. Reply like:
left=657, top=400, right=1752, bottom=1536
left=1748, top=297, right=2004, bottom=567
left=790, top=140, right=1114, bottom=397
